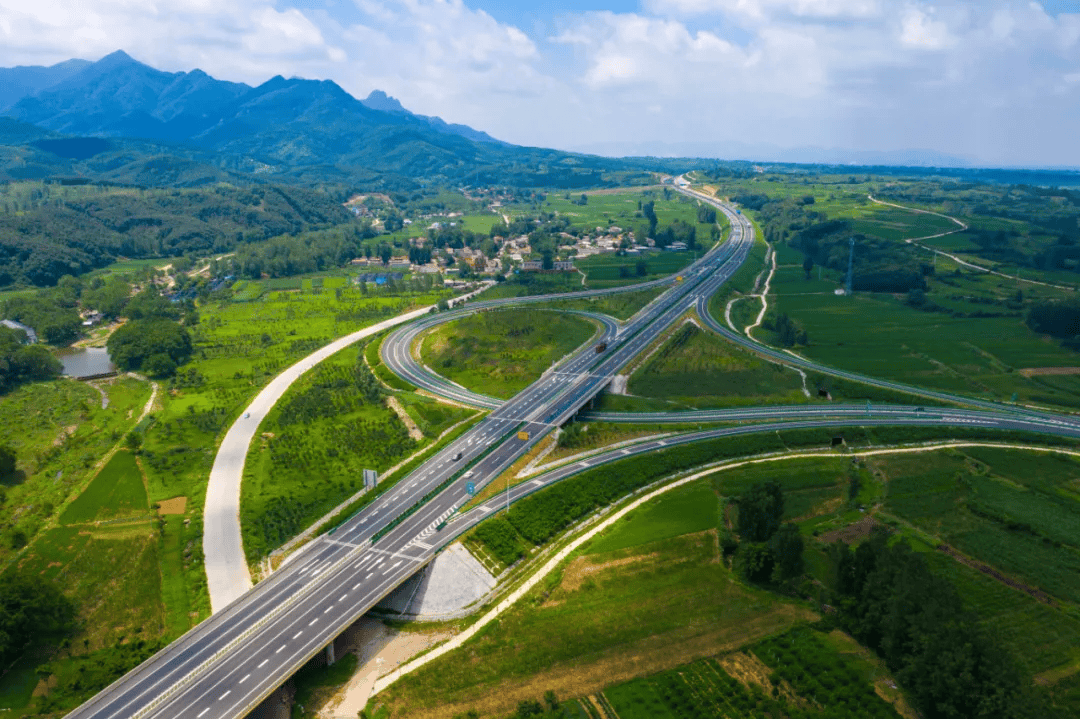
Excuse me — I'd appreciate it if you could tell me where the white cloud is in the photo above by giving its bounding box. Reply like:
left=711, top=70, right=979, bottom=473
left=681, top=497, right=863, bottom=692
left=899, top=6, right=956, bottom=49
left=646, top=0, right=881, bottom=22
left=0, top=0, right=1078, bottom=165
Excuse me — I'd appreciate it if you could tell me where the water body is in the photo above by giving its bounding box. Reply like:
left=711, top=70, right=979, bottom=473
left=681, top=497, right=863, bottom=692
left=57, top=347, right=116, bottom=379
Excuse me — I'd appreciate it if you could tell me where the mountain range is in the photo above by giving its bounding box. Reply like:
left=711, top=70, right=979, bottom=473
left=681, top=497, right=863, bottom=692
left=0, top=51, right=649, bottom=188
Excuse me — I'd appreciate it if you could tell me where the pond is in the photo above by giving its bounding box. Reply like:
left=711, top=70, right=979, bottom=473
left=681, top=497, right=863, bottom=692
left=57, top=347, right=116, bottom=379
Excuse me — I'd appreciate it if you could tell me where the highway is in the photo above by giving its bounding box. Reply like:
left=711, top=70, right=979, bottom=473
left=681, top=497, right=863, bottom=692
left=67, top=181, right=1080, bottom=719
left=65, top=187, right=756, bottom=719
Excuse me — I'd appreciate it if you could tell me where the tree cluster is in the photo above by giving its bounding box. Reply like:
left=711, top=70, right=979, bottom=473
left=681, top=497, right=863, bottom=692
left=107, top=318, right=193, bottom=377
left=829, top=530, right=1033, bottom=718
left=0, top=572, right=75, bottom=667
left=731, top=482, right=805, bottom=585
left=0, top=325, right=61, bottom=392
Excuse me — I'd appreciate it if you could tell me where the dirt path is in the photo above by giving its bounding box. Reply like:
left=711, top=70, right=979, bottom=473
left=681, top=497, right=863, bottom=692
left=745, top=246, right=776, bottom=340
left=867, top=195, right=1075, bottom=291
left=386, top=396, right=423, bottom=441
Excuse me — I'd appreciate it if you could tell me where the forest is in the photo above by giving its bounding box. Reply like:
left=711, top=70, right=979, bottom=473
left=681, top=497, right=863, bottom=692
left=0, top=182, right=353, bottom=286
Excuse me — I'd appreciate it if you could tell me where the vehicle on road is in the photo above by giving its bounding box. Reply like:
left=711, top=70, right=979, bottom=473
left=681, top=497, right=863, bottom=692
left=243, top=412, right=250, bottom=419
left=595, top=342, right=608, bottom=354
left=453, top=451, right=463, bottom=461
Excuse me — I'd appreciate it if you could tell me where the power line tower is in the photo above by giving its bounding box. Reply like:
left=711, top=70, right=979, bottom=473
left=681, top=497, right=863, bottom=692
left=845, top=237, right=855, bottom=295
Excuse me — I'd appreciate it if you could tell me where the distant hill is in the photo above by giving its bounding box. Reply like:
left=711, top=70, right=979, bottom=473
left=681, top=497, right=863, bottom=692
left=0, top=58, right=91, bottom=112
left=360, top=90, right=503, bottom=145
left=1, top=51, right=530, bottom=182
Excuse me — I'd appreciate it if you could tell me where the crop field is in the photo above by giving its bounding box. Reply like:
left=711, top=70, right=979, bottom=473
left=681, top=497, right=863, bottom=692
left=601, top=627, right=902, bottom=719
left=59, top=451, right=149, bottom=525
left=767, top=278, right=1080, bottom=408
left=420, top=309, right=597, bottom=398
left=0, top=377, right=151, bottom=563
left=877, top=448, right=1080, bottom=605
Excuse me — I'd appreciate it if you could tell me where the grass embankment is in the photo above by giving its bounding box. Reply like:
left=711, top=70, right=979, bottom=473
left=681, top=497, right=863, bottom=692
left=536, top=286, right=666, bottom=321
left=419, top=309, right=597, bottom=399
left=241, top=341, right=474, bottom=561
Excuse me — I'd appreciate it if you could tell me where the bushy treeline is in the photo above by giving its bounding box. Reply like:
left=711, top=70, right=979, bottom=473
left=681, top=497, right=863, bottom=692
left=731, top=191, right=930, bottom=293
left=1025, top=299, right=1080, bottom=341
left=0, top=325, right=61, bottom=392
left=829, top=530, right=1036, bottom=719
left=0, top=182, right=352, bottom=287
left=0, top=571, right=75, bottom=667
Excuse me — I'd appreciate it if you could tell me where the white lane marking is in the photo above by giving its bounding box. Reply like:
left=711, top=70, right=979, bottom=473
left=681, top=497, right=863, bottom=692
left=275, top=645, right=285, bottom=653
left=293, top=631, right=303, bottom=639
left=197, top=709, right=209, bottom=718
left=365, top=572, right=373, bottom=580
left=383, top=560, right=402, bottom=574
left=219, top=690, right=231, bottom=701
left=309, top=618, right=318, bottom=626
left=353, top=582, right=363, bottom=590
left=339, top=594, right=348, bottom=602
left=258, top=659, right=269, bottom=668
left=240, top=674, right=251, bottom=684
left=324, top=606, right=333, bottom=613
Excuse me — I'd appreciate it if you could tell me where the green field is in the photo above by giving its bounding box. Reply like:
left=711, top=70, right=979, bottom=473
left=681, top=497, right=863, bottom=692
left=420, top=309, right=597, bottom=399
left=768, top=280, right=1080, bottom=408
left=877, top=448, right=1080, bottom=605
left=575, top=250, right=704, bottom=289
left=602, top=627, right=902, bottom=719
left=536, top=285, right=666, bottom=321
left=59, top=451, right=149, bottom=525
left=0, top=377, right=151, bottom=562
left=627, top=322, right=809, bottom=408
left=378, top=530, right=812, bottom=719
left=586, top=481, right=718, bottom=554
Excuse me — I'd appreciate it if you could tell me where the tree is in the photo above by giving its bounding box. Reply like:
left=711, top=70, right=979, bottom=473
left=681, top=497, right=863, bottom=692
left=0, top=571, right=75, bottom=665
left=770, top=523, right=804, bottom=580
left=735, top=481, right=784, bottom=542
left=802, top=254, right=814, bottom=280
left=735, top=543, right=775, bottom=584
left=0, top=444, right=15, bottom=480
left=107, top=319, right=193, bottom=372
left=143, top=353, right=178, bottom=378
left=635, top=259, right=648, bottom=277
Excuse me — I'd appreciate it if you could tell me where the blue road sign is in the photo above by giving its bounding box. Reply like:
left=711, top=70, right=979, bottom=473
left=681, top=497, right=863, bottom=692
left=467, top=482, right=475, bottom=496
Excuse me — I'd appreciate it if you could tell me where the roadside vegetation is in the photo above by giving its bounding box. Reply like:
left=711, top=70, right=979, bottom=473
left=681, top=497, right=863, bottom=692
left=241, top=341, right=473, bottom=561
left=385, top=440, right=1080, bottom=719
left=420, top=309, right=597, bottom=399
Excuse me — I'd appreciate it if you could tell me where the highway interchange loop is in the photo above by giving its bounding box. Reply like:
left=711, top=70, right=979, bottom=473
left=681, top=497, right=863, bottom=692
left=66, top=183, right=1080, bottom=719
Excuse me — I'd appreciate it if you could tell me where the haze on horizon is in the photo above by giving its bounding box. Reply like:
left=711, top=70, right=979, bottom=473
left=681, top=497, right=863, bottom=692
left=0, top=0, right=1077, bottom=168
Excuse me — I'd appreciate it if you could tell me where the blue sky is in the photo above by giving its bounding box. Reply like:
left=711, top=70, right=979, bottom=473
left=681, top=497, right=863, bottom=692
left=0, top=0, right=1077, bottom=166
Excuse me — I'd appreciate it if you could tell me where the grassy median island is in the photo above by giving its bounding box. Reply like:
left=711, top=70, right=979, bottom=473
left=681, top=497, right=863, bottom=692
left=419, top=309, right=598, bottom=399
left=240, top=342, right=474, bottom=561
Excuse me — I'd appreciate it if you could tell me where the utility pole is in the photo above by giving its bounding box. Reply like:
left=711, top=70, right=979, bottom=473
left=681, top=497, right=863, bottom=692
left=845, top=237, right=855, bottom=295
